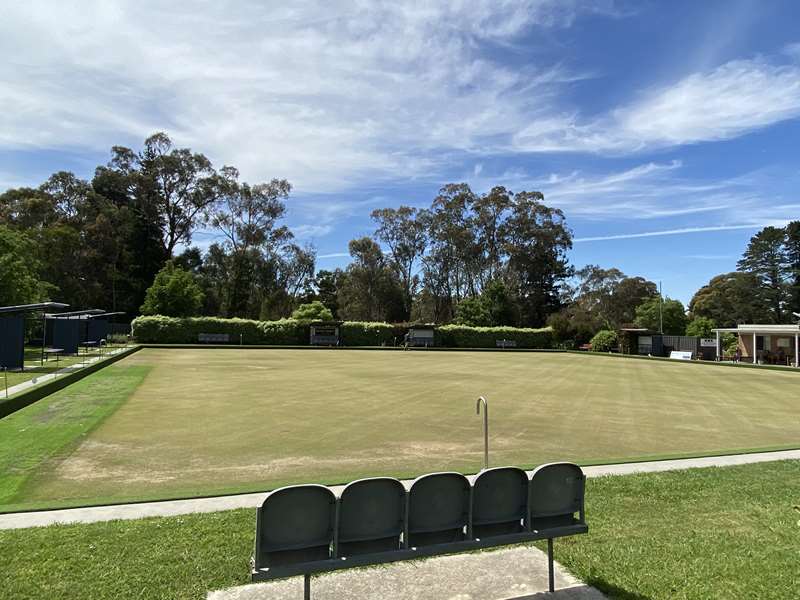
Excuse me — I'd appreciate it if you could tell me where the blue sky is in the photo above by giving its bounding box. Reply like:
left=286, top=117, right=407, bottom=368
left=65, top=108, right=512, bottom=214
left=3, top=1, right=800, bottom=304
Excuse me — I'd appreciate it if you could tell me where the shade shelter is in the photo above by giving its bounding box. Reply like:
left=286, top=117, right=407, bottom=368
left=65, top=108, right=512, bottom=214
left=713, top=324, right=800, bottom=366
left=86, top=312, right=125, bottom=344
left=45, top=309, right=104, bottom=356
left=0, top=303, right=69, bottom=370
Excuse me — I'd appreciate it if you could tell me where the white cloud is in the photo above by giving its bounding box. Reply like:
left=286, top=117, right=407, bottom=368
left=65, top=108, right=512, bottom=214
left=514, top=57, right=800, bottom=153
left=574, top=224, right=785, bottom=243
left=0, top=0, right=606, bottom=193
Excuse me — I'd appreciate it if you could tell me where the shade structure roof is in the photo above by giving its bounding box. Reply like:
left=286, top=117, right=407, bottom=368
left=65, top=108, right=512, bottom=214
left=87, top=311, right=125, bottom=319
left=0, top=302, right=69, bottom=315
left=44, top=308, right=105, bottom=319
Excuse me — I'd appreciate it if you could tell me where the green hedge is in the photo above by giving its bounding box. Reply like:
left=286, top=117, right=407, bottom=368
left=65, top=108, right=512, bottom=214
left=131, top=316, right=305, bottom=344
left=132, top=316, right=553, bottom=349
left=437, top=324, right=552, bottom=349
left=339, top=322, right=396, bottom=346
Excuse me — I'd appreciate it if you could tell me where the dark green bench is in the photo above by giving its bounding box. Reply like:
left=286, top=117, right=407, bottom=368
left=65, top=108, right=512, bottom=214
left=251, top=462, right=588, bottom=598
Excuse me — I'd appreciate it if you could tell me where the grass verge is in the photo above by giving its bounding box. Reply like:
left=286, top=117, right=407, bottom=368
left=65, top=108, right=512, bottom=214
left=1, top=460, right=798, bottom=599
left=0, top=364, right=150, bottom=506
left=542, top=459, right=800, bottom=599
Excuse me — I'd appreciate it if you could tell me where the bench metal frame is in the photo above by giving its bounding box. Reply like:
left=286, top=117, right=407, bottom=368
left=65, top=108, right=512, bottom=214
left=252, top=464, right=588, bottom=598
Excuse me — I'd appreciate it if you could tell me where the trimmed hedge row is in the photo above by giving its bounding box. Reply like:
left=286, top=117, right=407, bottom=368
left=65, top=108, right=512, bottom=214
left=437, top=324, right=552, bottom=349
left=131, top=315, right=552, bottom=349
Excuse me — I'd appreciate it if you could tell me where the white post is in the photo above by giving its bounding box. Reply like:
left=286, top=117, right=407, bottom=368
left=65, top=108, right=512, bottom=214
left=716, top=330, right=720, bottom=361
left=795, top=334, right=798, bottom=368
left=753, top=332, right=757, bottom=364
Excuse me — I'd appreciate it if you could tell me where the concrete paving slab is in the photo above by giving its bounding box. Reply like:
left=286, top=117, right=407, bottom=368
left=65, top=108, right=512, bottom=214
left=207, top=546, right=606, bottom=600
left=2, top=449, right=798, bottom=530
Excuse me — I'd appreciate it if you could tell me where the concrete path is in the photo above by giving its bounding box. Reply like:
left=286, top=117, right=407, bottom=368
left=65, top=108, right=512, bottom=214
left=208, top=546, right=606, bottom=600
left=3, top=346, right=130, bottom=397
left=2, top=448, right=798, bottom=530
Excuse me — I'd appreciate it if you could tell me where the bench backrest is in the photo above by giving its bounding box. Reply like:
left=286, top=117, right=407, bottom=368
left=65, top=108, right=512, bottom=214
left=472, top=466, right=528, bottom=537
left=495, top=339, right=517, bottom=348
left=255, top=484, right=336, bottom=568
left=407, top=472, right=470, bottom=547
left=529, top=463, right=585, bottom=531
left=198, top=332, right=230, bottom=343
left=253, top=462, right=586, bottom=573
left=336, top=477, right=405, bottom=557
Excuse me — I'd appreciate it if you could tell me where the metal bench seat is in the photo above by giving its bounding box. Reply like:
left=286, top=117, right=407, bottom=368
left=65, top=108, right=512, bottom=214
left=252, top=462, right=588, bottom=598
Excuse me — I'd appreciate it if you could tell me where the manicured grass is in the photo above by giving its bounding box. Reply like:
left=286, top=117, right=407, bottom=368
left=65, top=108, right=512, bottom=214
left=548, top=460, right=800, bottom=599
left=1, top=461, right=797, bottom=599
left=0, top=509, right=252, bottom=600
left=1, top=348, right=799, bottom=509
left=0, top=365, right=151, bottom=507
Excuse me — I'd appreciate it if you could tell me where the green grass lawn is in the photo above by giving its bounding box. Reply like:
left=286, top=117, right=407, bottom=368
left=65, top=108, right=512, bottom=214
left=1, top=460, right=797, bottom=600
left=1, top=347, right=799, bottom=510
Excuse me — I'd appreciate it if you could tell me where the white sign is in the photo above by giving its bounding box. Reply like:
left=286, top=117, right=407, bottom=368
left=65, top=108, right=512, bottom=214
left=700, top=338, right=717, bottom=347
left=669, top=351, right=693, bottom=360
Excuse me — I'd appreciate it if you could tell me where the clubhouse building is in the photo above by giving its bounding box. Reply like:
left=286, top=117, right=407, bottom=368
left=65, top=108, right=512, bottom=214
left=713, top=324, right=800, bottom=367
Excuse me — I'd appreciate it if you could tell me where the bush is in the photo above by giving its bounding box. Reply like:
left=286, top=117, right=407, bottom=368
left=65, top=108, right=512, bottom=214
left=436, top=325, right=552, bottom=349
left=140, top=262, right=204, bottom=317
left=686, top=316, right=716, bottom=338
left=339, top=321, right=396, bottom=346
left=590, top=329, right=617, bottom=352
left=131, top=316, right=305, bottom=344
left=291, top=301, right=334, bottom=322
left=132, top=316, right=553, bottom=349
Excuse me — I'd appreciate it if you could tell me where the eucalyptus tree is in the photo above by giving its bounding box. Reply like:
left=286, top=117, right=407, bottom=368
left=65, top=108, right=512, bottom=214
left=371, top=205, right=427, bottom=320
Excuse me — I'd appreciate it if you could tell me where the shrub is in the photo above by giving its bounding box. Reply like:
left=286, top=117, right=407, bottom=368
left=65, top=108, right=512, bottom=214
left=132, top=316, right=553, bottom=349
left=590, top=329, right=617, bottom=352
left=686, top=316, right=716, bottom=338
left=339, top=321, right=396, bottom=346
left=131, top=315, right=267, bottom=344
left=436, top=325, right=552, bottom=349
left=140, top=262, right=204, bottom=317
left=291, top=301, right=334, bottom=322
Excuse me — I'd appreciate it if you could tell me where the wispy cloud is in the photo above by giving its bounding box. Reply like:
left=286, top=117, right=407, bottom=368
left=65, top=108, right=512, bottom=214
left=0, top=1, right=612, bottom=193
left=513, top=55, right=800, bottom=153
left=574, top=223, right=788, bottom=243
left=317, top=252, right=350, bottom=259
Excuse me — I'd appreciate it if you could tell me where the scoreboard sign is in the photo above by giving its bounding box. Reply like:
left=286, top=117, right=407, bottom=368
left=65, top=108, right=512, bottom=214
left=700, top=338, right=717, bottom=348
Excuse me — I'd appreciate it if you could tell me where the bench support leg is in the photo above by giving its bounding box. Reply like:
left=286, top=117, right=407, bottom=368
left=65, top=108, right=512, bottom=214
left=304, top=573, right=311, bottom=600
left=547, top=538, right=554, bottom=593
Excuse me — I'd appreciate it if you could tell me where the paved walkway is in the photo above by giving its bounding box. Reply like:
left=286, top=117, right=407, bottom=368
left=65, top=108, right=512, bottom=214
left=2, top=448, right=798, bottom=530
left=3, top=346, right=131, bottom=397
left=209, top=546, right=607, bottom=600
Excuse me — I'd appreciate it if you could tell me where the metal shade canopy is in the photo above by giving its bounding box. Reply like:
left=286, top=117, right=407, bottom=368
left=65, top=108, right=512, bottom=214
left=0, top=302, right=69, bottom=315
left=44, top=309, right=105, bottom=319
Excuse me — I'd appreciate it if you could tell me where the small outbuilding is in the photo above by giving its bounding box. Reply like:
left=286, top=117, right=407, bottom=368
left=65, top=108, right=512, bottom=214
left=712, top=324, right=800, bottom=366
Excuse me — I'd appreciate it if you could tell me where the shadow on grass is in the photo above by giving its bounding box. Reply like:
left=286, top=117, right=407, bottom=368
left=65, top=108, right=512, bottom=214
left=584, top=576, right=653, bottom=600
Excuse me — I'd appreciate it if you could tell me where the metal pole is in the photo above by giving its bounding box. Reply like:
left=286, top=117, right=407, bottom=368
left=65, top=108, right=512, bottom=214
left=547, top=538, right=555, bottom=593
left=304, top=573, right=311, bottom=600
left=4, top=367, right=7, bottom=399
left=41, top=314, right=46, bottom=366
left=658, top=281, right=663, bottom=334
left=476, top=396, right=488, bottom=470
